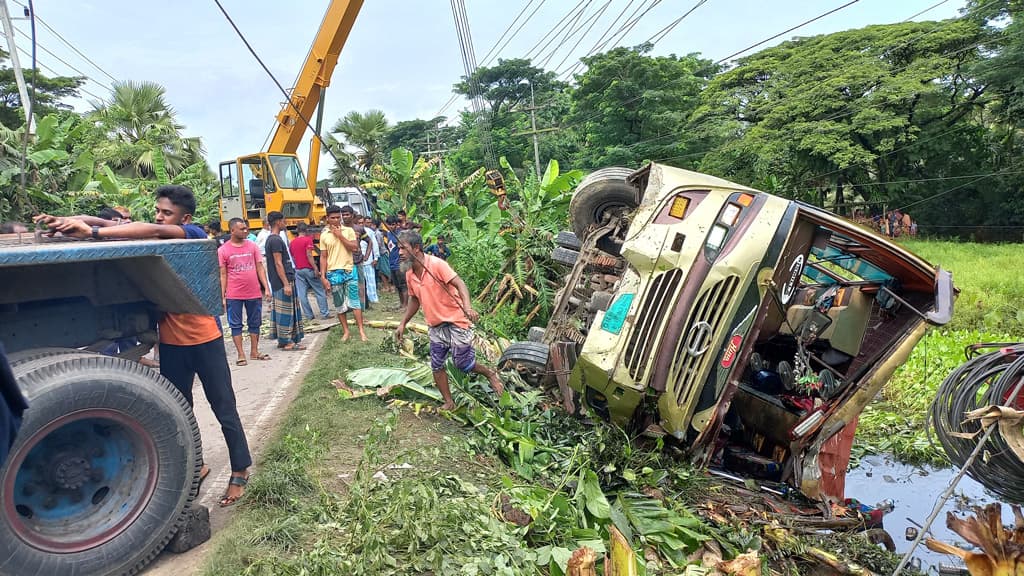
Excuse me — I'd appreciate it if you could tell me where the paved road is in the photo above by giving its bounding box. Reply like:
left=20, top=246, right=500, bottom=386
left=142, top=327, right=327, bottom=575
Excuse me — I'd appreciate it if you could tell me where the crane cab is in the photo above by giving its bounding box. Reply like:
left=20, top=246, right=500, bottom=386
left=218, top=152, right=313, bottom=232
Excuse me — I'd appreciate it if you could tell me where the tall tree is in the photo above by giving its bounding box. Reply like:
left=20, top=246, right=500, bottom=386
left=327, top=109, right=390, bottom=176
left=569, top=43, right=717, bottom=170
left=0, top=50, right=84, bottom=129
left=91, top=80, right=203, bottom=178
left=452, top=58, right=567, bottom=176
left=696, top=19, right=989, bottom=208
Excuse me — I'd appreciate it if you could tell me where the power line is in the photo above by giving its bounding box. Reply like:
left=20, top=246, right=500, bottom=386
left=536, top=0, right=594, bottom=69
left=643, top=0, right=709, bottom=46
left=560, top=0, right=864, bottom=135
left=560, top=0, right=658, bottom=79
left=0, top=31, right=108, bottom=102
left=10, top=26, right=111, bottom=92
left=478, top=0, right=534, bottom=66
left=10, top=1, right=118, bottom=84
left=210, top=0, right=364, bottom=191
left=716, top=0, right=860, bottom=63
left=552, top=0, right=614, bottom=72
left=523, top=0, right=589, bottom=60
left=902, top=0, right=952, bottom=22
left=893, top=169, right=1017, bottom=211
left=480, top=0, right=548, bottom=68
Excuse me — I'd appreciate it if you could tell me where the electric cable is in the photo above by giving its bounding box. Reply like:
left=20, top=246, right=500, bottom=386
left=559, top=0, right=863, bottom=135
left=480, top=0, right=548, bottom=68
left=12, top=25, right=111, bottom=92
left=552, top=0, right=614, bottom=72
left=0, top=31, right=108, bottom=102
left=537, top=0, right=594, bottom=69
left=478, top=0, right=535, bottom=66
left=716, top=0, right=860, bottom=63
left=523, top=0, right=589, bottom=60
left=211, top=0, right=364, bottom=192
left=926, top=343, right=1024, bottom=503
left=642, top=0, right=709, bottom=46
left=8, top=0, right=118, bottom=84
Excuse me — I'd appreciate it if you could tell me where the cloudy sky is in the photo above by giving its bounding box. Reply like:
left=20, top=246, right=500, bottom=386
left=6, top=0, right=964, bottom=177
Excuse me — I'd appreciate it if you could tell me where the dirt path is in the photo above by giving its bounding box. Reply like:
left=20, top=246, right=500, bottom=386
left=142, top=326, right=330, bottom=575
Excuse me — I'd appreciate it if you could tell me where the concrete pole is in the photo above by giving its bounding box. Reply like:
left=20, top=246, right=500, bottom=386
left=0, top=0, right=32, bottom=134
left=529, top=80, right=541, bottom=182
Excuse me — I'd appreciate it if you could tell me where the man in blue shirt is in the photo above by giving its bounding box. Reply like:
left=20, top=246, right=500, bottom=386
left=424, top=235, right=452, bottom=261
left=384, top=215, right=407, bottom=310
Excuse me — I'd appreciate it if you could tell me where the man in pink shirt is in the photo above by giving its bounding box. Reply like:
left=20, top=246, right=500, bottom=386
left=219, top=218, right=271, bottom=365
left=290, top=222, right=331, bottom=320
left=394, top=230, right=504, bottom=410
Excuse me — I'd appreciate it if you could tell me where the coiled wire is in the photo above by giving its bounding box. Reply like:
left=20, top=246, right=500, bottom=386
left=927, top=343, right=1024, bottom=503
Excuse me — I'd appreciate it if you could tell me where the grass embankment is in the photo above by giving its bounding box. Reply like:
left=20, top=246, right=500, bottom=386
left=854, top=240, right=1024, bottom=465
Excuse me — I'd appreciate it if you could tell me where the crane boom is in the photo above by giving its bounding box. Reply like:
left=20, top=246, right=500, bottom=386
left=268, top=0, right=364, bottom=154
left=219, top=0, right=363, bottom=233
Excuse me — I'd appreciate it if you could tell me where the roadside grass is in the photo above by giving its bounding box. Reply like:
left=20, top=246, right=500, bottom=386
left=853, top=240, right=1022, bottom=465
left=199, top=294, right=505, bottom=574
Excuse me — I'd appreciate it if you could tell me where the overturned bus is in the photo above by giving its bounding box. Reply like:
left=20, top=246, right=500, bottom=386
left=500, top=163, right=955, bottom=503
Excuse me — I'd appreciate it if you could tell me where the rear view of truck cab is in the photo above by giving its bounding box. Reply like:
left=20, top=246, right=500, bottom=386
left=506, top=163, right=955, bottom=503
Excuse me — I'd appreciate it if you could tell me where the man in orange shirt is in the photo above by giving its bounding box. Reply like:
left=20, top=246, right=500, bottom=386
left=394, top=230, right=504, bottom=410
left=36, top=185, right=252, bottom=507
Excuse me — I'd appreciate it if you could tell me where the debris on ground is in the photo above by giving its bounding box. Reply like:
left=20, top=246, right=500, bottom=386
left=925, top=503, right=1024, bottom=576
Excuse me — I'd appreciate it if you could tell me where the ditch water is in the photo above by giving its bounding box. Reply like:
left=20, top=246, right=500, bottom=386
left=845, top=455, right=1016, bottom=573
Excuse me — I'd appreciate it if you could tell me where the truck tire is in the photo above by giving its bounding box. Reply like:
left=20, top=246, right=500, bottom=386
left=527, top=326, right=547, bottom=342
left=8, top=347, right=97, bottom=367
left=0, top=355, right=202, bottom=576
left=554, top=230, right=581, bottom=251
left=499, top=342, right=550, bottom=387
left=570, top=167, right=638, bottom=253
left=551, top=246, right=579, bottom=268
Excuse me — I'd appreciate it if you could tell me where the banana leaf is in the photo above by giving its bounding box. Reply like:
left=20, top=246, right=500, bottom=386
left=340, top=366, right=442, bottom=401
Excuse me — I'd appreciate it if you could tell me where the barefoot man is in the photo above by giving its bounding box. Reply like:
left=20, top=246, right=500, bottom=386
left=394, top=230, right=504, bottom=410
left=320, top=205, right=367, bottom=341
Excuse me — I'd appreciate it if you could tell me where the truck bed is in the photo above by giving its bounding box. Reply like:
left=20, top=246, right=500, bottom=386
left=0, top=234, right=221, bottom=353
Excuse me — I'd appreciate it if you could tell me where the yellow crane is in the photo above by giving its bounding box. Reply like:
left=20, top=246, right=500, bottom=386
left=218, top=0, right=364, bottom=232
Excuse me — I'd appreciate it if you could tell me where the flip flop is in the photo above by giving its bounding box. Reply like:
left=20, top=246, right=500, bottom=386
left=281, top=343, right=307, bottom=351
left=251, top=353, right=271, bottom=360
left=197, top=465, right=210, bottom=491
left=236, top=358, right=248, bottom=366
left=219, top=474, right=248, bottom=508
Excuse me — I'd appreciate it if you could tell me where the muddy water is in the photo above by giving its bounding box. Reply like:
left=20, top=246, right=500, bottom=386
left=845, top=455, right=1015, bottom=573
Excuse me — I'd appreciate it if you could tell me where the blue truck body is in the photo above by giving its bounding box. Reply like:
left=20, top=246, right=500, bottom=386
left=0, top=236, right=222, bottom=354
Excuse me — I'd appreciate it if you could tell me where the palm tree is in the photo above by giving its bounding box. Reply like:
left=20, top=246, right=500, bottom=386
left=327, top=109, right=390, bottom=175
left=91, top=80, right=204, bottom=178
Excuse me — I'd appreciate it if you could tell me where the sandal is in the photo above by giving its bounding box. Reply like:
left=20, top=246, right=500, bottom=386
left=251, top=353, right=271, bottom=361
left=236, top=358, right=248, bottom=366
left=197, top=465, right=210, bottom=491
left=219, top=474, right=248, bottom=507
left=280, top=343, right=307, bottom=351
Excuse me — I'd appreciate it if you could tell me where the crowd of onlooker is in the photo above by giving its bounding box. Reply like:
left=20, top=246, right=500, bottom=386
left=851, top=208, right=918, bottom=238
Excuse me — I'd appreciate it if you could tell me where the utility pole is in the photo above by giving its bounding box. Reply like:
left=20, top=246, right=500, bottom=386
left=0, top=0, right=32, bottom=134
left=420, top=125, right=449, bottom=189
left=514, top=79, right=557, bottom=181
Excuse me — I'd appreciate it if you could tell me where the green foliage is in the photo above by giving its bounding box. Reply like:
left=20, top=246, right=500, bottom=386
left=327, top=109, right=390, bottom=180
left=570, top=43, right=717, bottom=170
left=0, top=50, right=85, bottom=129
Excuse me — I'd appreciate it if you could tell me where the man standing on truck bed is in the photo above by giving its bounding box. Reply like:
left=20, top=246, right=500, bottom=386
left=35, top=185, right=253, bottom=507
left=394, top=230, right=504, bottom=411
left=219, top=217, right=271, bottom=366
